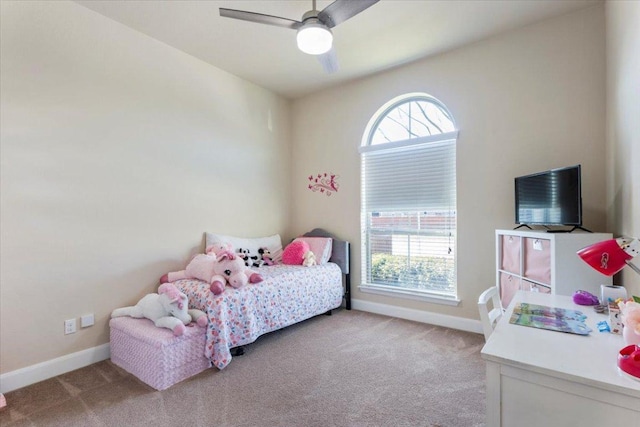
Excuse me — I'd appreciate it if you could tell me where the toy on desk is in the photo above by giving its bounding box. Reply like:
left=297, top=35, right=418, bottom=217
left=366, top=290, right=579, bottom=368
left=609, top=301, right=623, bottom=334
left=617, top=344, right=640, bottom=381
left=601, top=284, right=628, bottom=305
left=618, top=297, right=640, bottom=345
left=572, top=290, right=599, bottom=306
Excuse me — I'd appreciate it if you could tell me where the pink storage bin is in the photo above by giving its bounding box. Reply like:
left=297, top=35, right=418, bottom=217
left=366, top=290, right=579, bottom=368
left=523, top=238, right=551, bottom=284
left=500, top=235, right=520, bottom=274
left=110, top=317, right=210, bottom=390
left=499, top=272, right=521, bottom=308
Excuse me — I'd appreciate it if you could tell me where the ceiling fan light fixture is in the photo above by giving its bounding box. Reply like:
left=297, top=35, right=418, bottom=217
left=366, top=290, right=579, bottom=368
left=296, top=19, right=333, bottom=55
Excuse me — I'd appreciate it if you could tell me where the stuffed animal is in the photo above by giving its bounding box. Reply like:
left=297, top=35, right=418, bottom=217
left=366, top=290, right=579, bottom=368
left=236, top=247, right=252, bottom=267
left=237, top=247, right=264, bottom=268
left=236, top=248, right=271, bottom=267
left=213, top=251, right=264, bottom=289
left=111, top=283, right=207, bottom=336
left=160, top=244, right=238, bottom=295
left=303, top=250, right=316, bottom=267
left=259, top=247, right=274, bottom=266
left=282, top=240, right=311, bottom=265
left=161, top=248, right=263, bottom=294
left=207, top=242, right=234, bottom=257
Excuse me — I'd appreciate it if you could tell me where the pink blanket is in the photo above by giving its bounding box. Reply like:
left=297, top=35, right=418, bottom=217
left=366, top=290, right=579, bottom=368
left=174, top=263, right=343, bottom=369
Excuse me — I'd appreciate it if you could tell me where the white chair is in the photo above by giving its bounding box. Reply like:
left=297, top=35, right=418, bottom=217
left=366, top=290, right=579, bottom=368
left=478, top=286, right=503, bottom=340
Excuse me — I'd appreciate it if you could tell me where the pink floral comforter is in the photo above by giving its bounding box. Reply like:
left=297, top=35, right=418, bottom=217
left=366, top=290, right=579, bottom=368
left=174, top=263, right=343, bottom=369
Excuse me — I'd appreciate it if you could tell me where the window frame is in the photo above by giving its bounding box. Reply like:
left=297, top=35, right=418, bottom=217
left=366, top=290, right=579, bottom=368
left=359, top=93, right=460, bottom=305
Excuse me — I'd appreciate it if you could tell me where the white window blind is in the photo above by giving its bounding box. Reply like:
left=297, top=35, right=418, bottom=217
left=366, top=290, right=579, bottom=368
left=361, top=137, right=456, bottom=212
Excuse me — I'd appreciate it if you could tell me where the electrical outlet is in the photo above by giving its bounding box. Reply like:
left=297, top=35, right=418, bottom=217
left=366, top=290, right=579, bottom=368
left=64, top=318, right=76, bottom=335
left=81, top=314, right=94, bottom=328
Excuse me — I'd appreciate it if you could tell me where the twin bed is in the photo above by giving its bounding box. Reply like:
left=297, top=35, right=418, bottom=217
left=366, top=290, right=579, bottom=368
left=172, top=228, right=351, bottom=369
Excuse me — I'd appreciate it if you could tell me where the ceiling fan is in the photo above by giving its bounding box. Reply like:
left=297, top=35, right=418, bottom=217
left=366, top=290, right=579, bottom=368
left=219, top=0, right=380, bottom=73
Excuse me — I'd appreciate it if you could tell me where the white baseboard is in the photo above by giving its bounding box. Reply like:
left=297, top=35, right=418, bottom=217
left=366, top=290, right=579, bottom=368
left=1, top=304, right=480, bottom=393
left=351, top=298, right=484, bottom=334
left=0, top=343, right=111, bottom=394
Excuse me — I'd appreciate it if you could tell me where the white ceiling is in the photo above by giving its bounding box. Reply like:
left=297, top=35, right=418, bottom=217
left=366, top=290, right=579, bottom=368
left=75, top=0, right=600, bottom=99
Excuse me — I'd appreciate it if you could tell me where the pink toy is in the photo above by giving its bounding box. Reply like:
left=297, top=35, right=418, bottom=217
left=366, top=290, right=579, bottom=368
left=213, top=251, right=263, bottom=289
left=205, top=242, right=235, bottom=259
left=259, top=247, right=274, bottom=266
left=282, top=240, right=310, bottom=265
left=161, top=249, right=262, bottom=294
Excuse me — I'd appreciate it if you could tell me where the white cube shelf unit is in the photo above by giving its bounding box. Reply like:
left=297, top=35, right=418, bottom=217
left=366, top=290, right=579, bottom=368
left=496, top=229, right=612, bottom=307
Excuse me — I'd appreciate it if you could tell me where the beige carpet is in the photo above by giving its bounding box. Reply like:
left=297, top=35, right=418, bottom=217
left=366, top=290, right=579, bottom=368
left=0, top=309, right=486, bottom=427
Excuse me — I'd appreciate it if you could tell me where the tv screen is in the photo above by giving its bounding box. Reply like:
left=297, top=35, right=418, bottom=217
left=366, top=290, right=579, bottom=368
left=515, top=165, right=582, bottom=226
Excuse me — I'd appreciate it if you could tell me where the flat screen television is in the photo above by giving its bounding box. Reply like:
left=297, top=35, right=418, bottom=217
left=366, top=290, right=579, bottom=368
left=514, top=165, right=582, bottom=226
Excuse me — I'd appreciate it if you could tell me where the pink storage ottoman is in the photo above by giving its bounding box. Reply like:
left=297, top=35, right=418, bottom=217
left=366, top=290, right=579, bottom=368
left=109, top=317, right=211, bottom=390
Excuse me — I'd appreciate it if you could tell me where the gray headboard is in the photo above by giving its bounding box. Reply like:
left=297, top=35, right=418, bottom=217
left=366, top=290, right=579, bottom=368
left=302, top=228, right=350, bottom=275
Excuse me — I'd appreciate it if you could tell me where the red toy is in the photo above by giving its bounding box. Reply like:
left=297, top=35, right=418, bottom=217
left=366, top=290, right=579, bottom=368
left=618, top=344, right=640, bottom=381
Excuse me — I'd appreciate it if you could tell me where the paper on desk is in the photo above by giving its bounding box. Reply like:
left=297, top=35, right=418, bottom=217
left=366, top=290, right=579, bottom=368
left=509, top=303, right=592, bottom=335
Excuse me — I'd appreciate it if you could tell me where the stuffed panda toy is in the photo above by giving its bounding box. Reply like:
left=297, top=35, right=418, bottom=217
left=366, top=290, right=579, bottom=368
left=237, top=248, right=263, bottom=268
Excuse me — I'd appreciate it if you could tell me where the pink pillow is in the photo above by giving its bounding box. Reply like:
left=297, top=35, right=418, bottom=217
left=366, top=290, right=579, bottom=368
left=294, top=237, right=332, bottom=264
left=282, top=240, right=310, bottom=265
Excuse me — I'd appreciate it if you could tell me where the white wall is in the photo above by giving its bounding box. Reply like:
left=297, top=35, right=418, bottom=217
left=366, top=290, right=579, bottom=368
left=0, top=1, right=291, bottom=374
left=291, top=4, right=607, bottom=320
left=606, top=0, right=640, bottom=295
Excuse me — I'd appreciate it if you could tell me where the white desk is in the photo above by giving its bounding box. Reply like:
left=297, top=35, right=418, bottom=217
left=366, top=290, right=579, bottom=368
left=481, top=291, right=640, bottom=427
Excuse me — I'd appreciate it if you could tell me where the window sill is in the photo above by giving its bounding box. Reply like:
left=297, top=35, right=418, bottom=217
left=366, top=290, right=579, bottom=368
left=359, top=284, right=461, bottom=306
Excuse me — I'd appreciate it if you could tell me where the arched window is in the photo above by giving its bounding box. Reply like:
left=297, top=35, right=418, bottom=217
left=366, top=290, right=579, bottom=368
left=360, top=93, right=458, bottom=302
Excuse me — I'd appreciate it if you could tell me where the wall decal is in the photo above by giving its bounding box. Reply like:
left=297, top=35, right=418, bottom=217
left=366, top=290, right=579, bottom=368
left=308, top=173, right=339, bottom=196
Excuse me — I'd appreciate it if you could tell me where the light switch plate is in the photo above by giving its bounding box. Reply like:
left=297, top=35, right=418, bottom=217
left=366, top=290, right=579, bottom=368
left=81, top=314, right=95, bottom=328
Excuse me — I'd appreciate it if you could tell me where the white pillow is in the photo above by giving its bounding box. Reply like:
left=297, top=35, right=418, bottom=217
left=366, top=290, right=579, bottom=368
left=293, top=237, right=333, bottom=264
left=205, top=233, right=283, bottom=263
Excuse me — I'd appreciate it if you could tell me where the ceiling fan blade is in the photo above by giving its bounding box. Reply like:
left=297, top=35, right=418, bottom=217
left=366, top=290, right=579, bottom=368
left=317, top=48, right=339, bottom=74
left=219, top=8, right=302, bottom=30
left=318, top=0, right=379, bottom=28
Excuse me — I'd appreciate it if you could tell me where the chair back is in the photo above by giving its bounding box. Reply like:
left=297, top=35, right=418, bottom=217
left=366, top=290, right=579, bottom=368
left=478, top=286, right=503, bottom=340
